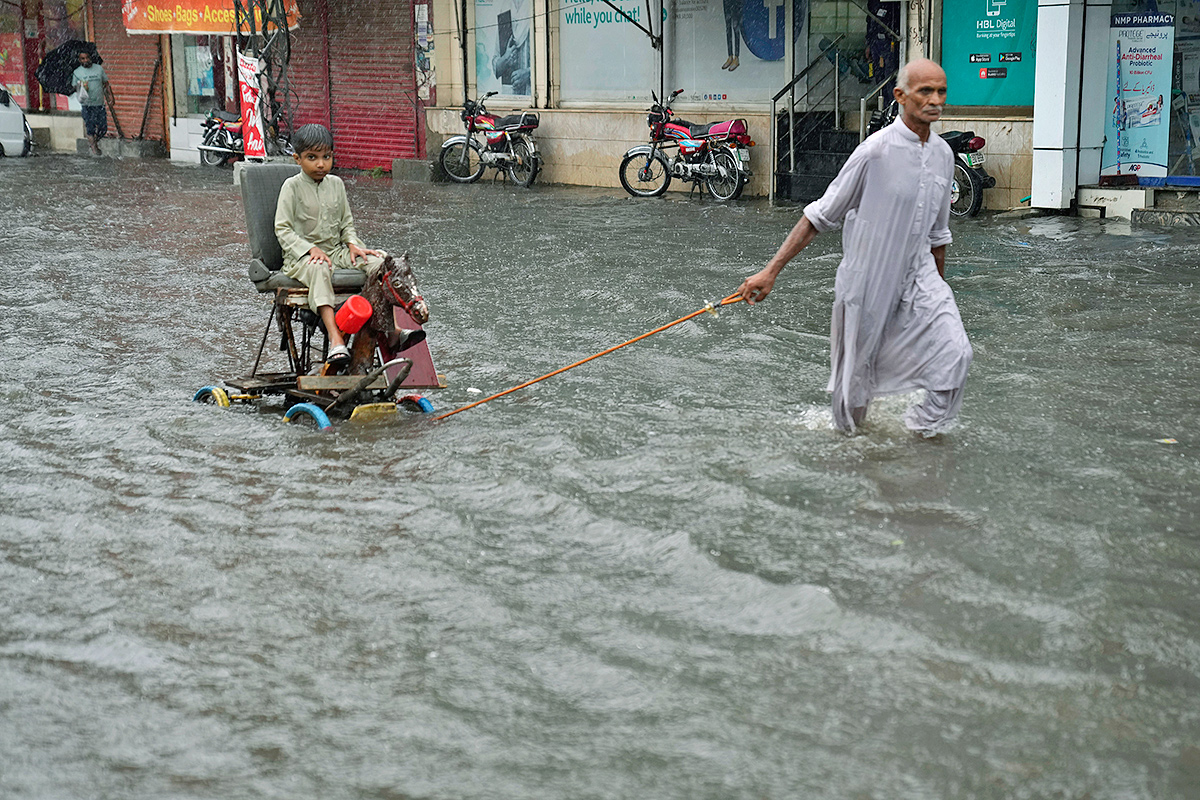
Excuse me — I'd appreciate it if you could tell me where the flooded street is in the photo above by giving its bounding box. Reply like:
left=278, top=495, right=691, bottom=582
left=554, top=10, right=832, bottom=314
left=2, top=155, right=1199, bottom=798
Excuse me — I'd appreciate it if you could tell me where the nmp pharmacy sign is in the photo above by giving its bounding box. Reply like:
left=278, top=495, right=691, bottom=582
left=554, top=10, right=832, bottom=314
left=942, top=0, right=1038, bottom=106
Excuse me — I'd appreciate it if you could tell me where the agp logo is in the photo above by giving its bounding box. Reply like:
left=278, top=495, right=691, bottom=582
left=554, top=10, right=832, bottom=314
left=987, top=0, right=1006, bottom=16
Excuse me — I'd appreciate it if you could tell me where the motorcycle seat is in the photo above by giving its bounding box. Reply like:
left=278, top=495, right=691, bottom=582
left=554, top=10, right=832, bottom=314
left=496, top=111, right=539, bottom=130
left=239, top=162, right=368, bottom=294
left=940, top=130, right=975, bottom=150
left=212, top=109, right=241, bottom=123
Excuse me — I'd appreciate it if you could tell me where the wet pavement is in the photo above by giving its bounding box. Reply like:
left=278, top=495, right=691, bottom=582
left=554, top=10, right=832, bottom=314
left=1, top=154, right=1199, bottom=799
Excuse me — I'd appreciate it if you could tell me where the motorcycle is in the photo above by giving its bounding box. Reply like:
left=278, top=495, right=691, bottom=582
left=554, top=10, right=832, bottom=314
left=197, top=109, right=245, bottom=166
left=439, top=91, right=541, bottom=187
left=197, top=108, right=291, bottom=166
left=619, top=89, right=754, bottom=201
left=867, top=102, right=995, bottom=217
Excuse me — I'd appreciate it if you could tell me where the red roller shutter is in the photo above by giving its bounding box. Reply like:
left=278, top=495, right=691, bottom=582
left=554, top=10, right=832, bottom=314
left=284, top=0, right=331, bottom=130
left=326, top=0, right=418, bottom=169
left=284, top=0, right=419, bottom=170
left=89, top=0, right=165, bottom=141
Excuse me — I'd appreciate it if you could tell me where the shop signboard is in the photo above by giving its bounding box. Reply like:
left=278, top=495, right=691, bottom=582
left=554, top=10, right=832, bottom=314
left=122, top=1, right=299, bottom=35
left=476, top=0, right=532, bottom=97
left=942, top=0, right=1037, bottom=106
left=0, top=33, right=25, bottom=107
left=1101, top=12, right=1174, bottom=180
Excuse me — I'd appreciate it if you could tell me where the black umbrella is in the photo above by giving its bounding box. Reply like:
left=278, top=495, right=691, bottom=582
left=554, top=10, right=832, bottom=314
left=36, top=40, right=103, bottom=96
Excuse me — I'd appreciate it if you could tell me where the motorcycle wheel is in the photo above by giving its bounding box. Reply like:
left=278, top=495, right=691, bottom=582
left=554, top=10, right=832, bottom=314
left=705, top=149, right=743, bottom=202
left=619, top=152, right=671, bottom=197
left=950, top=161, right=983, bottom=217
left=440, top=140, right=485, bottom=183
left=507, top=137, right=539, bottom=187
left=200, top=130, right=229, bottom=166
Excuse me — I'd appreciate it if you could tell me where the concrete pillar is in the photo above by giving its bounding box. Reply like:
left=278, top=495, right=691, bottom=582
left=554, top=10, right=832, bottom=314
left=1077, top=0, right=1113, bottom=185
left=1032, top=0, right=1084, bottom=209
left=1032, top=0, right=1111, bottom=208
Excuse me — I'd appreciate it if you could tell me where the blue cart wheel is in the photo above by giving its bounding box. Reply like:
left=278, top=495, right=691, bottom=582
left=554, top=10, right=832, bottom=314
left=193, top=385, right=231, bottom=407
left=283, top=402, right=333, bottom=430
left=399, top=394, right=435, bottom=413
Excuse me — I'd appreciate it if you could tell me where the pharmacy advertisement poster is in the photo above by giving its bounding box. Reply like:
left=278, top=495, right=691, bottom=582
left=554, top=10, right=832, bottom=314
left=1101, top=12, right=1174, bottom=179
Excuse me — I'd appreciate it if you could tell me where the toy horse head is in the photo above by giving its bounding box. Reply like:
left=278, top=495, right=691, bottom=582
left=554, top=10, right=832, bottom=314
left=361, top=253, right=429, bottom=354
left=375, top=252, right=429, bottom=325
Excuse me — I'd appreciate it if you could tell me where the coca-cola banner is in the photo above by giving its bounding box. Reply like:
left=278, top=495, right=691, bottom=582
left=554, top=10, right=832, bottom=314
left=237, top=50, right=266, bottom=159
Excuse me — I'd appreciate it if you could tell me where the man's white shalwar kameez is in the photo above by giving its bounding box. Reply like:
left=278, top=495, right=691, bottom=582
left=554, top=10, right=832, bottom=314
left=803, top=118, right=972, bottom=433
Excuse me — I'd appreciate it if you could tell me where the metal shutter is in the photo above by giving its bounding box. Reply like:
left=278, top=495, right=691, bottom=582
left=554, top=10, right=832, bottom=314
left=286, top=0, right=418, bottom=170
left=325, top=0, right=417, bottom=168
left=284, top=0, right=332, bottom=130
left=90, top=0, right=165, bottom=141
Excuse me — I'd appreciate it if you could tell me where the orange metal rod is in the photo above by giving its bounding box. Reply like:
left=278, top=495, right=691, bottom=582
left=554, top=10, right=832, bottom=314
left=435, top=293, right=744, bottom=421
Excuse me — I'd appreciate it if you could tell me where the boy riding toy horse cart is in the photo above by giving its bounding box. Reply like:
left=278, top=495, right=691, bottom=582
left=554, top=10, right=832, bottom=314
left=193, top=127, right=440, bottom=430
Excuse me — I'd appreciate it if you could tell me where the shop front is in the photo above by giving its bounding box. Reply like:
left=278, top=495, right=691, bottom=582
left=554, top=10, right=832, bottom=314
left=422, top=0, right=1040, bottom=203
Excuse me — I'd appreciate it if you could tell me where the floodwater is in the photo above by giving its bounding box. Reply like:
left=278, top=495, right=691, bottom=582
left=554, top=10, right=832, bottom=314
left=1, top=155, right=1199, bottom=799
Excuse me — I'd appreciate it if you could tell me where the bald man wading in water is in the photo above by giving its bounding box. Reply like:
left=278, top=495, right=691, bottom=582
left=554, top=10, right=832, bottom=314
left=738, top=58, right=973, bottom=435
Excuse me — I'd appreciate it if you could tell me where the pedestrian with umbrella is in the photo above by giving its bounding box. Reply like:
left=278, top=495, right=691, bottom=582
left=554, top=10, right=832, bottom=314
left=36, top=41, right=118, bottom=155
left=72, top=49, right=115, bottom=155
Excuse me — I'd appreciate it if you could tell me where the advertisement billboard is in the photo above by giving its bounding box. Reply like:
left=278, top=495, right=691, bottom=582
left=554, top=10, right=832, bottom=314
left=941, top=0, right=1037, bottom=106
left=1101, top=12, right=1174, bottom=180
left=559, top=0, right=658, bottom=102
left=559, top=0, right=810, bottom=105
left=476, top=0, right=532, bottom=97
left=0, top=33, right=25, bottom=108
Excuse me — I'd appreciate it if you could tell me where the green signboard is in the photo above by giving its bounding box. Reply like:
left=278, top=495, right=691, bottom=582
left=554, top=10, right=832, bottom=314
left=942, top=0, right=1038, bottom=106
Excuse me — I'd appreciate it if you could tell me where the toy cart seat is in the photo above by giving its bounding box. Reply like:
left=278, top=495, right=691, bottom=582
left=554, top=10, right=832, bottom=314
left=240, top=162, right=367, bottom=294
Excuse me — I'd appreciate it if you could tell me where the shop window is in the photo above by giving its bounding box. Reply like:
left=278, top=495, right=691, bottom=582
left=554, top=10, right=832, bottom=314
left=476, top=0, right=531, bottom=99
left=171, top=34, right=230, bottom=116
left=5, top=0, right=87, bottom=111
left=1103, top=1, right=1198, bottom=182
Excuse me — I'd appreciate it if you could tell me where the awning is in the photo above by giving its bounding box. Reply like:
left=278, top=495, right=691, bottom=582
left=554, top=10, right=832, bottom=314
left=122, top=1, right=300, bottom=36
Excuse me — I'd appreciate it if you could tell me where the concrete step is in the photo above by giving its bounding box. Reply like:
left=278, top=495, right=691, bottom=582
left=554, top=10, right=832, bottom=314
left=76, top=138, right=166, bottom=158
left=774, top=172, right=838, bottom=203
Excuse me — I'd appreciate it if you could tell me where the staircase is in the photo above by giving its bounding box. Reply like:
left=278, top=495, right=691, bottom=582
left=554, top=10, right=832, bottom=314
left=769, top=0, right=901, bottom=203
left=773, top=111, right=861, bottom=203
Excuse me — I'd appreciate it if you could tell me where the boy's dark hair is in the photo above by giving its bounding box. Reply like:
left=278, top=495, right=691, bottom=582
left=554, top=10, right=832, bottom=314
left=293, top=124, right=334, bottom=154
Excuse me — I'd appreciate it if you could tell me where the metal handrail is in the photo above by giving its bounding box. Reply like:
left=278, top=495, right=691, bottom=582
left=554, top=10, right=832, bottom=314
left=771, top=55, right=841, bottom=203
left=771, top=35, right=846, bottom=105
left=858, top=69, right=900, bottom=141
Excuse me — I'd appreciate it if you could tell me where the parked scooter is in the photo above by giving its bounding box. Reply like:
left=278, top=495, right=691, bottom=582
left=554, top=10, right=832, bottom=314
left=619, top=89, right=753, bottom=201
left=867, top=102, right=995, bottom=217
left=197, top=108, right=291, bottom=166
left=439, top=91, right=541, bottom=187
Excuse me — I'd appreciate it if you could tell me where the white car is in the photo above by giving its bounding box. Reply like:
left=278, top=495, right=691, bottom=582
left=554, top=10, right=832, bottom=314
left=0, top=84, right=32, bottom=157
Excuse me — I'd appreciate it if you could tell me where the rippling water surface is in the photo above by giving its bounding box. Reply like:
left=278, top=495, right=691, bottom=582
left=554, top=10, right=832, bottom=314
left=2, top=156, right=1199, bottom=799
